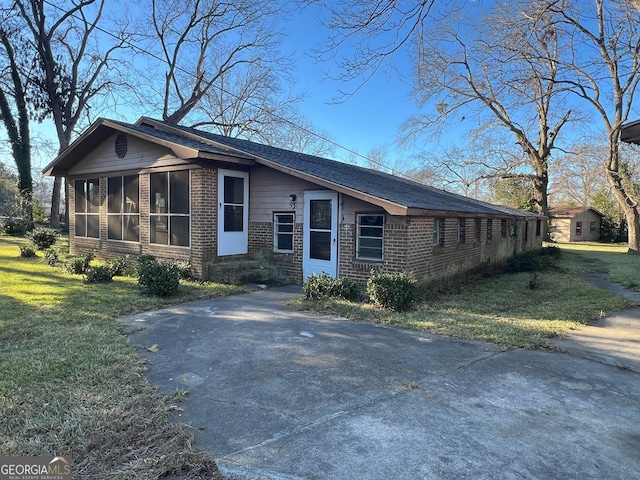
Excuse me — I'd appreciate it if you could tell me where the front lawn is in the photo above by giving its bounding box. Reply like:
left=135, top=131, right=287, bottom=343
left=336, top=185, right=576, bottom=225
left=0, top=236, right=241, bottom=478
left=293, top=244, right=637, bottom=349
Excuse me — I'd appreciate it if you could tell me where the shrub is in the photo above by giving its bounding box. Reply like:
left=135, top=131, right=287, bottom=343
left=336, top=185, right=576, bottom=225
left=45, top=248, right=59, bottom=266
left=138, top=257, right=180, bottom=297
left=167, top=260, right=196, bottom=281
left=18, top=245, right=37, bottom=258
left=27, top=227, right=58, bottom=250
left=105, top=256, right=130, bottom=277
left=66, top=252, right=94, bottom=275
left=2, top=217, right=28, bottom=236
left=303, top=273, right=360, bottom=301
left=366, top=271, right=418, bottom=312
left=84, top=265, right=115, bottom=284
left=506, top=247, right=561, bottom=273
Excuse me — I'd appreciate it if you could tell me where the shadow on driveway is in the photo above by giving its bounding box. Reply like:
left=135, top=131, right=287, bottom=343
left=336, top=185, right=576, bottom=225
left=119, top=285, right=640, bottom=480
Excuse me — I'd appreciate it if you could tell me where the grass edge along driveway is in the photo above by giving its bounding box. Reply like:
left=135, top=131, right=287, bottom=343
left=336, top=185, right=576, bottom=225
left=0, top=236, right=242, bottom=479
left=292, top=243, right=637, bottom=349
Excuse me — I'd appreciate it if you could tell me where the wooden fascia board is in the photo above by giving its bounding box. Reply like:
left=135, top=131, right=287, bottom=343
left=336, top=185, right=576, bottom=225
left=198, top=152, right=256, bottom=166
left=43, top=118, right=200, bottom=176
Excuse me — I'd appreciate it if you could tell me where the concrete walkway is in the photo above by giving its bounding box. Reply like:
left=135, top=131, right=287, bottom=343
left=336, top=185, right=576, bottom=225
left=119, top=285, right=640, bottom=480
left=550, top=273, right=640, bottom=373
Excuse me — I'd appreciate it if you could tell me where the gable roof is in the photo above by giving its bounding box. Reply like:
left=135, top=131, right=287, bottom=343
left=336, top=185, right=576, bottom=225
left=44, top=117, right=542, bottom=218
left=549, top=206, right=602, bottom=218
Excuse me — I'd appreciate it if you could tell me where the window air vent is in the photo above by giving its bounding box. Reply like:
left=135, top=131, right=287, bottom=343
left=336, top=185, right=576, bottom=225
left=115, top=134, right=128, bottom=158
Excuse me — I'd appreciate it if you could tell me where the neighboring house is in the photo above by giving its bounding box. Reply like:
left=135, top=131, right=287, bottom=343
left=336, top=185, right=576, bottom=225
left=43, top=117, right=544, bottom=284
left=548, top=206, right=602, bottom=242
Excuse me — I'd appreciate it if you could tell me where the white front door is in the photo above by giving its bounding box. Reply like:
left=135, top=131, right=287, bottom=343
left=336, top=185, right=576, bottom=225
left=218, top=169, right=249, bottom=256
left=303, top=191, right=338, bottom=279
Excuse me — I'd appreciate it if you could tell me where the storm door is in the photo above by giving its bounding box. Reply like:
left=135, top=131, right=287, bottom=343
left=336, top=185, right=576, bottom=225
left=303, top=191, right=338, bottom=279
left=218, top=169, right=249, bottom=256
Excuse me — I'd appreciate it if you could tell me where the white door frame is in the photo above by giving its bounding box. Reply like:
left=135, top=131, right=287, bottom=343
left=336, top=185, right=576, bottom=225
left=218, top=169, right=249, bottom=256
left=303, top=190, right=338, bottom=279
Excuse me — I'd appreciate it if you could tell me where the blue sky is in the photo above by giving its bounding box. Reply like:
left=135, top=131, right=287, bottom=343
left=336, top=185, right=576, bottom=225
left=274, top=3, right=419, bottom=166
left=21, top=1, right=419, bottom=173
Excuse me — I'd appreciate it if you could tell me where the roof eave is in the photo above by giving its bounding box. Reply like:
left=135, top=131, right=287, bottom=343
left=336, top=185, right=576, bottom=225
left=620, top=120, right=640, bottom=144
left=43, top=118, right=201, bottom=176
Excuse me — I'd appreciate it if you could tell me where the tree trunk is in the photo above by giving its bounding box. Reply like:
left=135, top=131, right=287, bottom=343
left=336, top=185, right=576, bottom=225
left=50, top=177, right=61, bottom=229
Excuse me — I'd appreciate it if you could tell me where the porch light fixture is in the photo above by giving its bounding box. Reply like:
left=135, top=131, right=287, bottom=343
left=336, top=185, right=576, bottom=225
left=289, top=194, right=297, bottom=202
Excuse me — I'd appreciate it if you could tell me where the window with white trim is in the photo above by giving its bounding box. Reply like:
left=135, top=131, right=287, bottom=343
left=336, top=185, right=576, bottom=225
left=149, top=170, right=190, bottom=246
left=458, top=218, right=466, bottom=243
left=107, top=175, right=140, bottom=242
left=74, top=178, right=100, bottom=238
left=357, top=214, right=384, bottom=261
left=274, top=213, right=294, bottom=253
left=434, top=218, right=445, bottom=246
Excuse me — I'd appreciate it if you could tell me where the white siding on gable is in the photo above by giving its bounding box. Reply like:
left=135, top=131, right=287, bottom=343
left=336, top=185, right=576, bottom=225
left=68, top=133, right=190, bottom=176
left=249, top=166, right=388, bottom=225
left=249, top=167, right=318, bottom=223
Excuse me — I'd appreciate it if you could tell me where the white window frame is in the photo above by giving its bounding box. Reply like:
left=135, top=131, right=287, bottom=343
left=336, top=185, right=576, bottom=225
left=274, top=212, right=295, bottom=253
left=356, top=213, right=384, bottom=261
left=458, top=218, right=466, bottom=243
left=434, top=218, right=445, bottom=246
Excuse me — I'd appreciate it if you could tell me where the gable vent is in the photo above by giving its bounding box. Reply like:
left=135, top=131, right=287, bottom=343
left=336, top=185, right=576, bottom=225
left=115, top=134, right=128, bottom=158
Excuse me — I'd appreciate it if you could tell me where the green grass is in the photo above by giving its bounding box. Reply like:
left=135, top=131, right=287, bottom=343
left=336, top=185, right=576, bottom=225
left=293, top=243, right=638, bottom=349
left=0, top=236, right=242, bottom=479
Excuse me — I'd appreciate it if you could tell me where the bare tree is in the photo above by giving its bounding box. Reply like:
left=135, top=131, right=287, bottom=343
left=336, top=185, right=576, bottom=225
left=134, top=0, right=284, bottom=125
left=12, top=0, right=128, bottom=228
left=191, top=65, right=336, bottom=156
left=403, top=0, right=572, bottom=217
left=0, top=25, right=32, bottom=224
left=550, top=141, right=611, bottom=206
left=300, top=0, right=442, bottom=92
left=547, top=0, right=640, bottom=250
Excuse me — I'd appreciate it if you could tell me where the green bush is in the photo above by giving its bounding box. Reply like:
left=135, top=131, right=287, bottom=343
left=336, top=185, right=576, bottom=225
left=18, top=245, right=37, bottom=258
left=506, top=247, right=561, bottom=273
left=27, top=227, right=58, bottom=250
left=66, top=252, right=94, bottom=275
left=167, top=260, right=196, bottom=281
left=2, top=217, right=28, bottom=236
left=366, top=271, right=418, bottom=312
left=137, top=256, right=180, bottom=297
left=105, top=256, right=131, bottom=277
left=303, top=273, right=360, bottom=300
left=44, top=248, right=59, bottom=266
left=84, top=265, right=115, bottom=284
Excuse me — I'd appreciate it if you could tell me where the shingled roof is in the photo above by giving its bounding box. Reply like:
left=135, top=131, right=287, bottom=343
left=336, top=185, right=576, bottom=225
left=44, top=116, right=541, bottom=218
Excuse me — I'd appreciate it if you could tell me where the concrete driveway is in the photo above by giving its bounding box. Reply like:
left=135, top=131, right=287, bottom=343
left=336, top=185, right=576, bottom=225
left=119, top=286, right=640, bottom=480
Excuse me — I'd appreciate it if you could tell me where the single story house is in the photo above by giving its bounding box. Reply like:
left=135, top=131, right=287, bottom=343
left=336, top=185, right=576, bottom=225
left=43, top=117, right=544, bottom=284
left=548, top=206, right=602, bottom=242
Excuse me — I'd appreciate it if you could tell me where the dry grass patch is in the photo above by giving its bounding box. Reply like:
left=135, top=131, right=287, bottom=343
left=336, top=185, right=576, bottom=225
left=293, top=245, right=635, bottom=349
left=0, top=236, right=241, bottom=479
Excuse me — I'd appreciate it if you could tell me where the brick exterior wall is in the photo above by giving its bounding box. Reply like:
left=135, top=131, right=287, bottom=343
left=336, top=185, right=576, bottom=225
left=68, top=167, right=217, bottom=277
left=338, top=215, right=543, bottom=287
left=248, top=220, right=303, bottom=283
left=68, top=166, right=543, bottom=285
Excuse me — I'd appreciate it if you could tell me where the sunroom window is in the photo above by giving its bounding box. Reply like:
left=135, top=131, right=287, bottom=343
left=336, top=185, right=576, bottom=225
left=357, top=214, right=384, bottom=261
left=74, top=178, right=99, bottom=238
left=107, top=175, right=139, bottom=242
left=149, top=170, right=190, bottom=247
